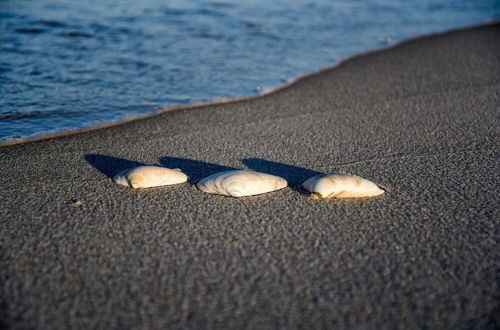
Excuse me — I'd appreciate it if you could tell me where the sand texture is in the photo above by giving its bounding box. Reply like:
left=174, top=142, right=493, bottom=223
left=1, top=23, right=499, bottom=329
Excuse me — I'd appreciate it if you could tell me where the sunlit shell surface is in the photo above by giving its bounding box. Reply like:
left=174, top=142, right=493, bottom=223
left=113, top=166, right=188, bottom=188
left=302, top=174, right=384, bottom=198
left=196, top=170, right=287, bottom=197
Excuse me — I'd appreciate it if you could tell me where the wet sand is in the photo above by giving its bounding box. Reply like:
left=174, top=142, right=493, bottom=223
left=1, top=23, right=499, bottom=329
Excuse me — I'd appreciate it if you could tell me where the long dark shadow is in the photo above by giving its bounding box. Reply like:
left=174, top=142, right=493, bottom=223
left=242, top=158, right=322, bottom=192
left=84, top=154, right=145, bottom=178
left=159, top=156, right=235, bottom=183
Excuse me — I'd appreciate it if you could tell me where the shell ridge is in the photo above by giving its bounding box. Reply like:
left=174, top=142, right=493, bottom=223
left=302, top=173, right=384, bottom=199
left=197, top=170, right=286, bottom=197
left=113, top=165, right=187, bottom=189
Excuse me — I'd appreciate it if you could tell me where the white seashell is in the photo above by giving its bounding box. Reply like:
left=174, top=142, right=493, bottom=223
left=302, top=174, right=384, bottom=198
left=113, top=166, right=188, bottom=189
left=196, top=170, right=287, bottom=197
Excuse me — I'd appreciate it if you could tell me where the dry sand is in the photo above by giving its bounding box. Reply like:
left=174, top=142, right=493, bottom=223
left=1, top=23, right=499, bottom=329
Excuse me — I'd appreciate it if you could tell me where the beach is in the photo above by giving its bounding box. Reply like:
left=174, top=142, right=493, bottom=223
left=1, top=22, right=499, bottom=329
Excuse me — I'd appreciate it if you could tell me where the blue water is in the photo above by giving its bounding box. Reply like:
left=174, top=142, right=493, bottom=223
left=1, top=0, right=499, bottom=141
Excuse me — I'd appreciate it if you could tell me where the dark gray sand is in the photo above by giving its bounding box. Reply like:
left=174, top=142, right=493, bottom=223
left=1, top=23, right=499, bottom=329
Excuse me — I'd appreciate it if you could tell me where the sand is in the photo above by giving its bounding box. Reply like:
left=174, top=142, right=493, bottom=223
left=1, top=23, right=499, bottom=329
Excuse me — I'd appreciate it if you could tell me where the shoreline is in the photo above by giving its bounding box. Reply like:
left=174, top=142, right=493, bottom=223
left=1, top=22, right=498, bottom=329
left=2, top=19, right=498, bottom=148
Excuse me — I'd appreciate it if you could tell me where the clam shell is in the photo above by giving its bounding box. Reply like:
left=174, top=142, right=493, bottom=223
left=196, top=170, right=287, bottom=197
left=113, top=166, right=188, bottom=188
left=302, top=174, right=384, bottom=198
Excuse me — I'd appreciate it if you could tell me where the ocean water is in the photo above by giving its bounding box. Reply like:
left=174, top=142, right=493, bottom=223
left=1, top=0, right=499, bottom=142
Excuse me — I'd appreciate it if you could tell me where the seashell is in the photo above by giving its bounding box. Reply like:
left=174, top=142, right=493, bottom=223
left=302, top=174, right=384, bottom=198
left=196, top=170, right=287, bottom=197
left=113, top=166, right=188, bottom=189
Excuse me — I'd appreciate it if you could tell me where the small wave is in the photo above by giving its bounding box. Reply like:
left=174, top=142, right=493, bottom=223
left=163, top=7, right=227, bottom=18
left=109, top=16, right=138, bottom=23
left=208, top=2, right=237, bottom=9
left=36, top=20, right=67, bottom=28
left=241, top=21, right=281, bottom=40
left=107, top=57, right=151, bottom=70
left=0, top=12, right=17, bottom=19
left=0, top=47, right=33, bottom=55
left=15, top=27, right=46, bottom=34
left=115, top=104, right=158, bottom=112
left=0, top=110, right=77, bottom=121
left=59, top=31, right=92, bottom=38
left=0, top=112, right=50, bottom=120
left=194, top=32, right=225, bottom=40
